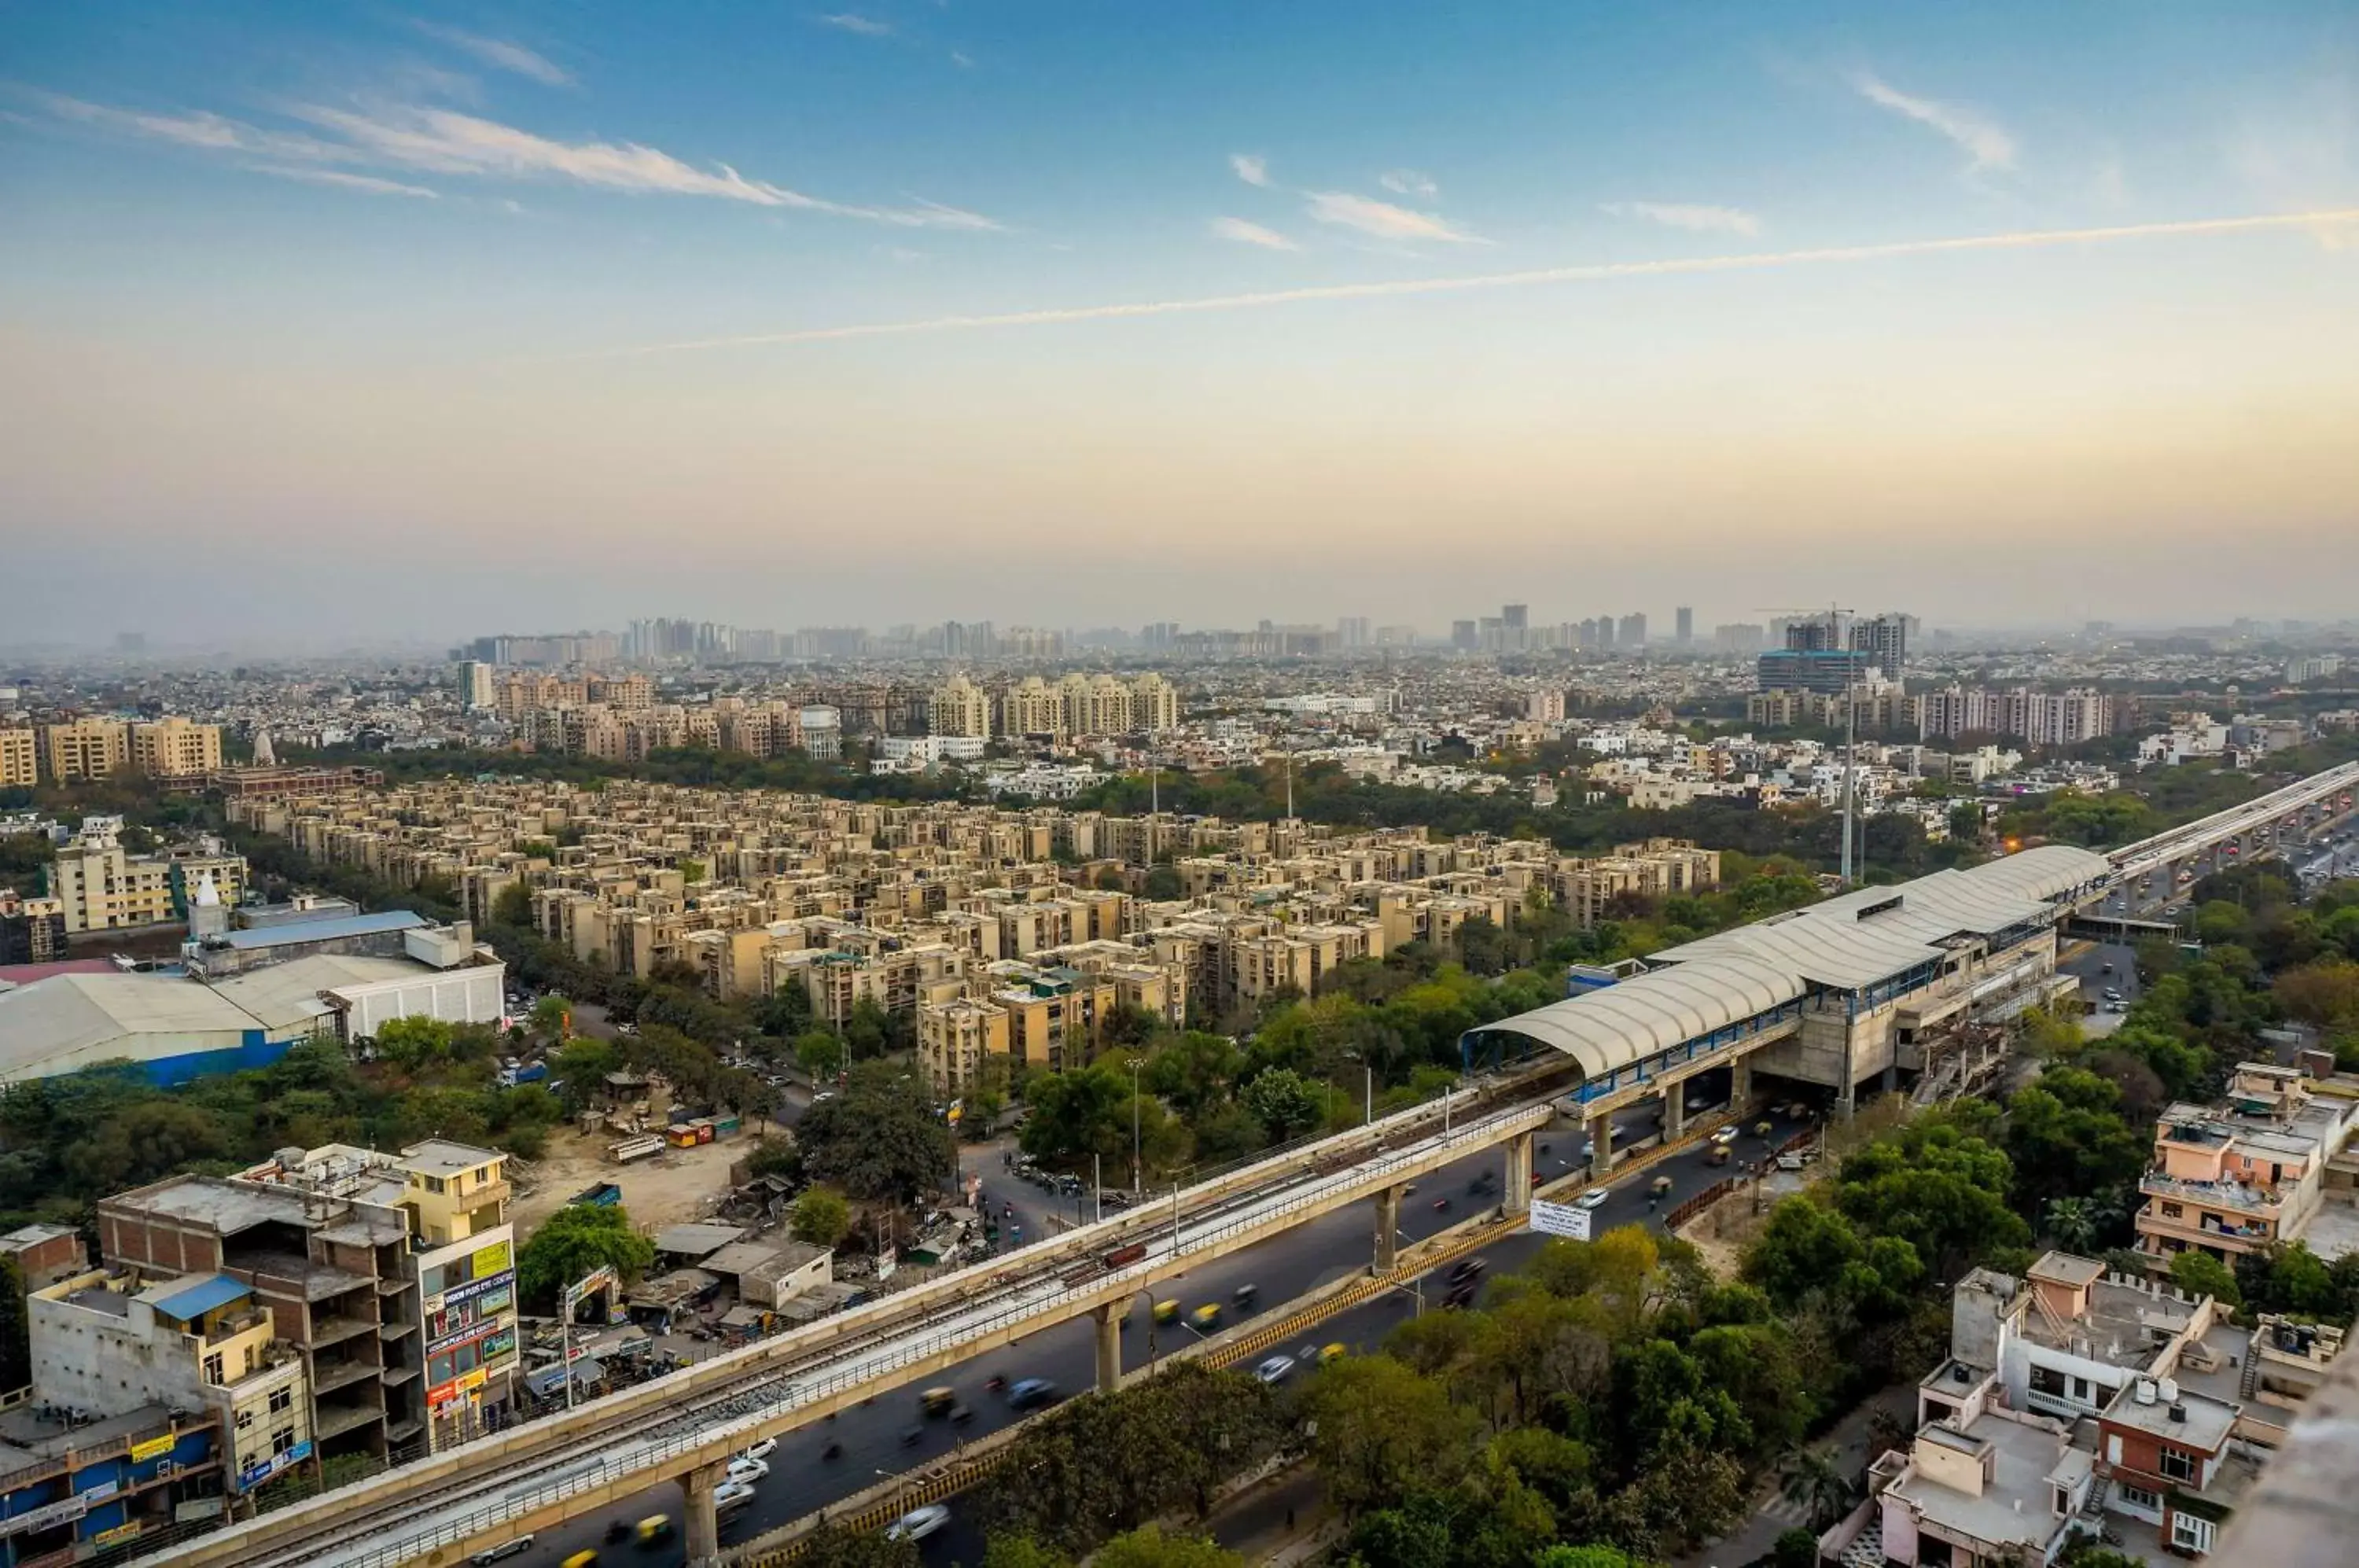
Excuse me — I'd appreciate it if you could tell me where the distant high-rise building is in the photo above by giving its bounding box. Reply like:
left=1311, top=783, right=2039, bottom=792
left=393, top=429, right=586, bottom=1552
left=114, top=632, right=146, bottom=656
left=1451, top=620, right=1479, bottom=651
left=1713, top=623, right=1766, bottom=654
left=1617, top=613, right=1647, bottom=649
left=457, top=661, right=495, bottom=712
left=1675, top=606, right=1695, bottom=646
left=1336, top=616, right=1372, bottom=650
left=1783, top=612, right=1844, bottom=653
left=1756, top=648, right=1870, bottom=695
left=1849, top=613, right=1909, bottom=682
left=1501, top=604, right=1528, bottom=630
left=1595, top=616, right=1616, bottom=650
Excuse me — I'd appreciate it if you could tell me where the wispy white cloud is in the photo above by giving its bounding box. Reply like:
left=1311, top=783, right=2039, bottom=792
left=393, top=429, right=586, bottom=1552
left=1378, top=168, right=1437, bottom=198
left=1230, top=153, right=1271, bottom=188
left=612, top=209, right=2359, bottom=353
left=1210, top=215, right=1300, bottom=252
left=250, top=165, right=440, bottom=197
left=31, top=90, right=343, bottom=162
left=33, top=90, right=1000, bottom=228
left=412, top=21, right=572, bottom=86
left=1853, top=72, right=2017, bottom=174
left=815, top=13, right=893, bottom=37
left=951, top=51, right=974, bottom=68
left=1303, top=190, right=1482, bottom=244
left=1601, top=201, right=1761, bottom=236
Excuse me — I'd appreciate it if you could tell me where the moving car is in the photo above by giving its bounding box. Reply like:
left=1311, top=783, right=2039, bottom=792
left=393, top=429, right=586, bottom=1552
left=1007, top=1378, right=1060, bottom=1410
left=888, top=1504, right=952, bottom=1542
left=1577, top=1187, right=1610, bottom=1210
left=1254, top=1353, right=1297, bottom=1384
left=726, top=1456, right=769, bottom=1484
left=737, top=1438, right=777, bottom=1463
left=714, top=1481, right=757, bottom=1513
left=470, top=1540, right=535, bottom=1566
left=1709, top=1126, right=1739, bottom=1147
left=1448, top=1258, right=1486, bottom=1285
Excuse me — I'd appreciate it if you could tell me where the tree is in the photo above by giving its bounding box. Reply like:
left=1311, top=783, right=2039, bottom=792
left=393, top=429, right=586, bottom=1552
left=794, top=1062, right=955, bottom=1205
left=1772, top=1526, right=1821, bottom=1568
left=1143, top=866, right=1183, bottom=900
left=516, top=1202, right=656, bottom=1305
left=798, top=1524, right=919, bottom=1568
left=550, top=1037, right=619, bottom=1115
left=2169, top=1249, right=2241, bottom=1308
left=792, top=1186, right=851, bottom=1250
left=1301, top=1355, right=1477, bottom=1518
left=1534, top=1551, right=1648, bottom=1568
left=0, top=1255, right=29, bottom=1393
left=795, top=1030, right=846, bottom=1082
left=1774, top=1446, right=1856, bottom=1531
left=373, top=1016, right=457, bottom=1073
left=1242, top=1067, right=1323, bottom=1143
left=529, top=994, right=572, bottom=1043
left=981, top=1537, right=1073, bottom=1568
left=1092, top=1526, right=1242, bottom=1568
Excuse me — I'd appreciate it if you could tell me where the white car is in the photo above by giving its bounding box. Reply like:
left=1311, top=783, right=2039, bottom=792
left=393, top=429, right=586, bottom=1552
left=1577, top=1187, right=1610, bottom=1210
left=1709, top=1126, right=1739, bottom=1147
left=469, top=1540, right=534, bottom=1566
left=1254, top=1354, right=1297, bottom=1384
left=726, top=1456, right=770, bottom=1484
left=714, top=1480, right=758, bottom=1512
left=887, top=1504, right=952, bottom=1541
left=736, top=1437, right=777, bottom=1463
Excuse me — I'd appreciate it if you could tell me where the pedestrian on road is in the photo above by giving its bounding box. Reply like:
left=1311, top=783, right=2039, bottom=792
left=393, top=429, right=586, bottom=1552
left=1286, top=1507, right=1296, bottom=1533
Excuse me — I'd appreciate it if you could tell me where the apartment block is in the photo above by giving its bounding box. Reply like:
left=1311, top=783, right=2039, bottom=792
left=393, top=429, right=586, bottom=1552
left=45, top=822, right=249, bottom=933
left=0, top=886, right=69, bottom=966
left=130, top=716, right=225, bottom=780
left=2134, top=1062, right=2359, bottom=1272
left=0, top=723, right=35, bottom=789
left=40, top=717, right=130, bottom=782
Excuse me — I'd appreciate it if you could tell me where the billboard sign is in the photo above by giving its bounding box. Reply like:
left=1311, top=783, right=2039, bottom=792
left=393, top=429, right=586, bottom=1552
left=1528, top=1198, right=1593, bottom=1242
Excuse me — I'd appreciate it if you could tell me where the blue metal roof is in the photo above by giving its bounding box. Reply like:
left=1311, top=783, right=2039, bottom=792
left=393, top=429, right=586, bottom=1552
left=149, top=1273, right=248, bottom=1322
left=222, top=911, right=428, bottom=949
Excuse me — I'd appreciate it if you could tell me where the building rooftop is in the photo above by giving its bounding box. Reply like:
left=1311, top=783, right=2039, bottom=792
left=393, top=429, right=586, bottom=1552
left=2105, top=1380, right=2239, bottom=1452
left=0, top=1401, right=188, bottom=1467
left=652, top=1223, right=749, bottom=1260
left=217, top=909, right=428, bottom=949
left=399, top=1139, right=499, bottom=1179
left=1890, top=1408, right=2079, bottom=1558
left=141, top=1272, right=250, bottom=1323
left=107, top=1173, right=316, bottom=1236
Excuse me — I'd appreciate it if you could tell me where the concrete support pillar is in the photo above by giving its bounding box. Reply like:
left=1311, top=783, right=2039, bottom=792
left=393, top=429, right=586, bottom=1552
left=1588, top=1113, right=1614, bottom=1180
left=1374, top=1183, right=1402, bottom=1272
left=683, top=1462, right=723, bottom=1568
left=1503, top=1132, right=1533, bottom=1216
left=1093, top=1301, right=1124, bottom=1393
left=1664, top=1088, right=1686, bottom=1139
left=1730, top=1055, right=1754, bottom=1111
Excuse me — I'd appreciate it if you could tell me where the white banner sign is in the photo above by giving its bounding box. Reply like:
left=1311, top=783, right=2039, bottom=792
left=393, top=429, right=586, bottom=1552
left=1529, top=1198, right=1593, bottom=1242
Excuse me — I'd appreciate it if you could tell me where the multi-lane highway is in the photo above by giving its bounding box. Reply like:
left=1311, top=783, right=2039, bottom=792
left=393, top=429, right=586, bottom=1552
left=499, top=1095, right=1798, bottom=1568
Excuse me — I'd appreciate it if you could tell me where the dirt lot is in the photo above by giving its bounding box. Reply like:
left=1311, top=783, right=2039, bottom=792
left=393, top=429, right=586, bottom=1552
left=1675, top=1165, right=1817, bottom=1279
left=509, top=1125, right=753, bottom=1238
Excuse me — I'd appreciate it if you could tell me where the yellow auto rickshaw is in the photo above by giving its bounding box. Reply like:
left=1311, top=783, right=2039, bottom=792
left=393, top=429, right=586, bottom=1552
left=1191, top=1303, right=1223, bottom=1331
left=562, top=1551, right=598, bottom=1568
left=1318, top=1342, right=1347, bottom=1364
left=1153, top=1298, right=1180, bottom=1324
left=920, top=1386, right=955, bottom=1416
left=1650, top=1175, right=1674, bottom=1199
left=1706, top=1144, right=1732, bottom=1167
left=637, top=1515, right=674, bottom=1544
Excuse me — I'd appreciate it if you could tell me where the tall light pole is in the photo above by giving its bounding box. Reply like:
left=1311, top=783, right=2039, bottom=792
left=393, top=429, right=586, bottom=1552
left=1128, top=1055, right=1146, bottom=1194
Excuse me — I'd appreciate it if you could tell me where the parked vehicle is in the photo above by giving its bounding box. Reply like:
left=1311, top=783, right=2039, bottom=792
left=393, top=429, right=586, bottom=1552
left=570, top=1182, right=624, bottom=1209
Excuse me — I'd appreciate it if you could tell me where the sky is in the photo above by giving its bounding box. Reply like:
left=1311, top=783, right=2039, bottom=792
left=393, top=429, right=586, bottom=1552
left=3, top=2, right=2357, bottom=648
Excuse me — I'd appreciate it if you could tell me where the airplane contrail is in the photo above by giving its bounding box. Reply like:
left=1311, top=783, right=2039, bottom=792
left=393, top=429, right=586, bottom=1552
left=621, top=209, right=2359, bottom=355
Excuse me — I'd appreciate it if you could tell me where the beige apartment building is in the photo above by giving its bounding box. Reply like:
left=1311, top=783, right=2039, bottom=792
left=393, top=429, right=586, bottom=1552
left=41, top=717, right=131, bottom=782
left=0, top=723, right=37, bottom=788
left=131, top=716, right=225, bottom=779
left=47, top=825, right=250, bottom=933
left=931, top=675, right=992, bottom=739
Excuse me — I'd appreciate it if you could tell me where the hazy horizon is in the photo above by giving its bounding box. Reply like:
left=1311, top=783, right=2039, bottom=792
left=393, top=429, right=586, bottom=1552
left=6, top=2, right=2357, bottom=643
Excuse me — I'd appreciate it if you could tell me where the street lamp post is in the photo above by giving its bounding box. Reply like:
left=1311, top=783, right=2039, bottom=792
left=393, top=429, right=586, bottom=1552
left=1127, top=1055, right=1146, bottom=1194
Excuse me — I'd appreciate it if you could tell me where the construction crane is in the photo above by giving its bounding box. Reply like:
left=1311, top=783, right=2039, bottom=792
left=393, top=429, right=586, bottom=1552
left=1756, top=605, right=1863, bottom=886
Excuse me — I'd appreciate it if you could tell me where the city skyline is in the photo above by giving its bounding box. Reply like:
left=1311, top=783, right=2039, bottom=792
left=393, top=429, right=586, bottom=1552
left=6, top=2, right=2359, bottom=641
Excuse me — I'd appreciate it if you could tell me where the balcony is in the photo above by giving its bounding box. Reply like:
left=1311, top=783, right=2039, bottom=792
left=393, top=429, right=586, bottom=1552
left=314, top=1358, right=382, bottom=1397
left=2137, top=1202, right=2276, bottom=1251
left=308, top=1314, right=378, bottom=1349
left=313, top=1401, right=384, bottom=1442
